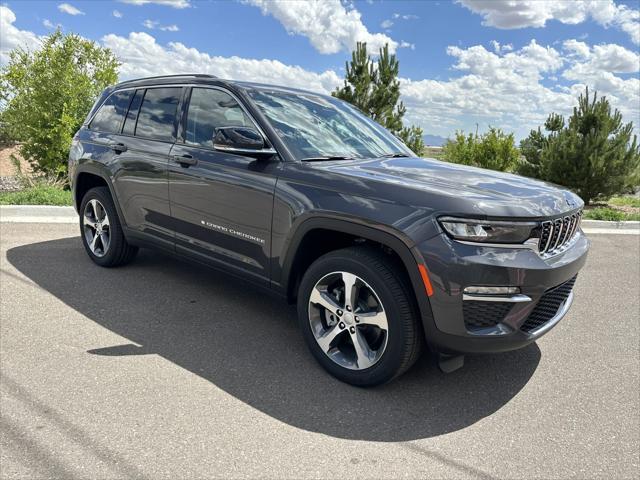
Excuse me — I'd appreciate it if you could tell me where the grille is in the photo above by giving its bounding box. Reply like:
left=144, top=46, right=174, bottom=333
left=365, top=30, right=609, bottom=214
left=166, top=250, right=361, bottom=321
left=463, top=301, right=513, bottom=330
left=520, top=276, right=577, bottom=333
left=538, top=211, right=582, bottom=257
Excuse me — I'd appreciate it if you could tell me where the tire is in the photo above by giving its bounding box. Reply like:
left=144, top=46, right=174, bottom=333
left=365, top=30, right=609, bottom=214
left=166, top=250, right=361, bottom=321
left=79, top=186, right=138, bottom=267
left=297, top=246, right=423, bottom=387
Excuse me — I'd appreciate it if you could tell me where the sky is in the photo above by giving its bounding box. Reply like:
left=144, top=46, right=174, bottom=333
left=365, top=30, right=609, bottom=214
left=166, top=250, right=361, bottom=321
left=1, top=0, right=639, bottom=140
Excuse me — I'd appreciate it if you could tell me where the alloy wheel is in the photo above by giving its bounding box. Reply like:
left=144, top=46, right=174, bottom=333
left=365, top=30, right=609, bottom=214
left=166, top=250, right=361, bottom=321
left=308, top=271, right=389, bottom=370
left=83, top=199, right=111, bottom=257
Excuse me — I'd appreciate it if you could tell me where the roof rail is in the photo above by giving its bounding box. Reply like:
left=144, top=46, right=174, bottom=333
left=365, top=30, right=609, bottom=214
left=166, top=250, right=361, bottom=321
left=117, top=73, right=218, bottom=86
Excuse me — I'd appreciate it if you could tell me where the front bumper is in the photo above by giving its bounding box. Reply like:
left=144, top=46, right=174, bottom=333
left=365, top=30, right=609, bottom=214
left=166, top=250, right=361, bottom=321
left=415, top=230, right=590, bottom=354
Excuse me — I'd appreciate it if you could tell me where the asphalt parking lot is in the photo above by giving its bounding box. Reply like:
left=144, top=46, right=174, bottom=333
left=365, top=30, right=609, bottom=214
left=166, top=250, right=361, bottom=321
left=1, top=223, right=638, bottom=479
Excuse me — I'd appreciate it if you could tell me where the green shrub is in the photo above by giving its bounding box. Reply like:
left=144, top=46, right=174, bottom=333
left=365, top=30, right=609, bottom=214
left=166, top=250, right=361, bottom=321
left=0, top=185, right=73, bottom=206
left=442, top=127, right=519, bottom=172
left=518, top=88, right=640, bottom=205
left=609, top=196, right=640, bottom=208
left=583, top=207, right=640, bottom=221
left=0, top=30, right=118, bottom=177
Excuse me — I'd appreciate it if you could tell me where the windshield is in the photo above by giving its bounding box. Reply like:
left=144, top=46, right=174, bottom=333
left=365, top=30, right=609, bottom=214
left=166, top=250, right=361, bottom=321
left=246, top=87, right=414, bottom=160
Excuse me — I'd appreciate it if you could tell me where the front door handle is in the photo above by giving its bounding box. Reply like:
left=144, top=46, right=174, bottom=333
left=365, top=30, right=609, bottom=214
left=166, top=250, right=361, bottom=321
left=172, top=154, right=197, bottom=167
left=110, top=142, right=128, bottom=153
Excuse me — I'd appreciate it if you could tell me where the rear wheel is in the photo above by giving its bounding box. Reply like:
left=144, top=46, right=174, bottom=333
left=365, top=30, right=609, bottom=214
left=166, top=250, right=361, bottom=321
left=79, top=186, right=138, bottom=267
left=297, top=247, right=423, bottom=386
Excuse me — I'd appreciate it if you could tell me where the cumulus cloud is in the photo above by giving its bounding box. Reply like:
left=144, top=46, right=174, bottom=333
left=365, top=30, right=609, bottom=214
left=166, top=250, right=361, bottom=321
left=58, top=3, right=84, bottom=16
left=118, top=0, right=190, bottom=8
left=458, top=0, right=640, bottom=44
left=101, top=31, right=342, bottom=92
left=0, top=6, right=41, bottom=64
left=400, top=39, right=639, bottom=138
left=143, top=20, right=180, bottom=31
left=244, top=0, right=398, bottom=54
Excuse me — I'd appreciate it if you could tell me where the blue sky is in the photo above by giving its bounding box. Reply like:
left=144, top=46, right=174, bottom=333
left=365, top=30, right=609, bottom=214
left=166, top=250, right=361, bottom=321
left=1, top=0, right=639, bottom=140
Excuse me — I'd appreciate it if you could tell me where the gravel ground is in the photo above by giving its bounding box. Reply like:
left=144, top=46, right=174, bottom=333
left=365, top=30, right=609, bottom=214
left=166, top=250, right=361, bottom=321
left=1, top=223, right=638, bottom=479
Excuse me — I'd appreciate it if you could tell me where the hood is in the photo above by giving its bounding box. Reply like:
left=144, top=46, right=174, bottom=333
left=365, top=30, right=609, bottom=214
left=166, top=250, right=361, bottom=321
left=310, top=156, right=583, bottom=219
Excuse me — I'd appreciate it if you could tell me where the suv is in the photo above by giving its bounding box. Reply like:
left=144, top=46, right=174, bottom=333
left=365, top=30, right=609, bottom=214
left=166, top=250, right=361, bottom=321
left=69, top=74, right=589, bottom=386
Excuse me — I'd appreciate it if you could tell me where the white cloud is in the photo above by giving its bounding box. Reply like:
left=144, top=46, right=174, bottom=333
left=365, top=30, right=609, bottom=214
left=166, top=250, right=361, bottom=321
left=458, top=0, right=640, bottom=44
left=400, top=41, right=415, bottom=50
left=43, top=19, right=55, bottom=29
left=0, top=6, right=41, bottom=64
left=393, top=13, right=419, bottom=20
left=57, top=3, right=84, bottom=16
left=244, top=0, right=398, bottom=54
left=400, top=39, right=639, bottom=138
left=113, top=10, right=123, bottom=18
left=101, top=31, right=342, bottom=92
left=143, top=19, right=179, bottom=31
left=381, top=19, right=393, bottom=29
left=118, top=0, right=190, bottom=8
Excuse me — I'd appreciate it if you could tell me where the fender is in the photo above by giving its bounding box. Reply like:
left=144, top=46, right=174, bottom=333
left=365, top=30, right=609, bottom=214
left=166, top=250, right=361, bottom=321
left=73, top=163, right=128, bottom=229
left=279, top=215, right=436, bottom=337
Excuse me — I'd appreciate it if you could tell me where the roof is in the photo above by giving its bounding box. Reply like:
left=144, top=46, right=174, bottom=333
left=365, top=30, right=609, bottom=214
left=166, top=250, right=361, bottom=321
left=113, top=74, right=328, bottom=98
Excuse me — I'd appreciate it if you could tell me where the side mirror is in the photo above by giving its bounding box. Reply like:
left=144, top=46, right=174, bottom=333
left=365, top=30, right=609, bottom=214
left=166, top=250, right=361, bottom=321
left=213, top=126, right=276, bottom=157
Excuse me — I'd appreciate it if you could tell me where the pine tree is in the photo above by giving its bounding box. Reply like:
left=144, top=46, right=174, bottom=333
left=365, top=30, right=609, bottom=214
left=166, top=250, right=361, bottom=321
left=333, top=43, right=424, bottom=155
left=518, top=88, right=640, bottom=204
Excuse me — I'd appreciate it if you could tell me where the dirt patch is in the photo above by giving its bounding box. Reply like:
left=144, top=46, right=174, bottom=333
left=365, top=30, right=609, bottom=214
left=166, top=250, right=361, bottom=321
left=0, top=145, right=31, bottom=176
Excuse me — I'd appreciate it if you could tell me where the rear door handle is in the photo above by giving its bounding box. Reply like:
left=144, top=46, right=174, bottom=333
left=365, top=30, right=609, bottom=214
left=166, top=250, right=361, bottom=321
left=172, top=154, right=197, bottom=167
left=110, top=142, right=127, bottom=153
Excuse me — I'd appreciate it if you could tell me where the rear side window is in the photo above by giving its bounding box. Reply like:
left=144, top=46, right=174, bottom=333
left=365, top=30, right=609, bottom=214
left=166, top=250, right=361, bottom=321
left=89, top=90, right=132, bottom=133
left=134, top=87, right=181, bottom=141
left=122, top=89, right=144, bottom=136
left=185, top=88, right=252, bottom=148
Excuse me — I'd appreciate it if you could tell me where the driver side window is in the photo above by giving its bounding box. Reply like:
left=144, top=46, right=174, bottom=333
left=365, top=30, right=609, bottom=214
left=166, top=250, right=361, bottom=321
left=184, top=88, right=252, bottom=148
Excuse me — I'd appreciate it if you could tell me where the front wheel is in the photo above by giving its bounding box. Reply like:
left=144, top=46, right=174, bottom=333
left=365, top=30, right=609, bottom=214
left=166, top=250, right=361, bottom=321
left=297, top=247, right=423, bottom=387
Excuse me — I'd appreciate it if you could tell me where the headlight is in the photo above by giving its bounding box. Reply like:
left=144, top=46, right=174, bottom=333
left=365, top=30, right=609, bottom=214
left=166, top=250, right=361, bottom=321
left=439, top=217, right=538, bottom=244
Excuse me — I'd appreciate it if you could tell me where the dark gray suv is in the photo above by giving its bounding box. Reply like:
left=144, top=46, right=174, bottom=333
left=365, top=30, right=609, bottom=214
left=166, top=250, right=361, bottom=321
left=69, top=74, right=590, bottom=386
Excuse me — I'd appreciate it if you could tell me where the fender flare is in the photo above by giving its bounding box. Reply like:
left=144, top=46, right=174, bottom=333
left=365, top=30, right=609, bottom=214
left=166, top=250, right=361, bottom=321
left=73, top=163, right=127, bottom=228
left=280, top=216, right=435, bottom=332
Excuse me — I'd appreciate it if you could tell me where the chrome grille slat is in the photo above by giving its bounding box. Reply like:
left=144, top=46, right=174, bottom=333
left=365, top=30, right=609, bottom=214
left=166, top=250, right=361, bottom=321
left=539, top=209, right=583, bottom=257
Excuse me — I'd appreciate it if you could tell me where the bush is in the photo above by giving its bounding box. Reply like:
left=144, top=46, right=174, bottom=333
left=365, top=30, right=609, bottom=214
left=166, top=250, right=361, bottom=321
left=517, top=88, right=640, bottom=205
left=0, top=30, right=118, bottom=177
left=0, top=184, right=73, bottom=206
left=583, top=207, right=640, bottom=222
left=442, top=127, right=519, bottom=172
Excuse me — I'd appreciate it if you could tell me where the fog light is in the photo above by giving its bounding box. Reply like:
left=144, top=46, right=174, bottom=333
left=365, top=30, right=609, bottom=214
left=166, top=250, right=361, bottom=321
left=463, top=286, right=520, bottom=295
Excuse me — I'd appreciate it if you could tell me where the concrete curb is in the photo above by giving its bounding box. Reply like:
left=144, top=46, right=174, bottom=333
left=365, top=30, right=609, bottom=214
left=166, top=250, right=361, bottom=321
left=0, top=206, right=638, bottom=234
left=0, top=205, right=78, bottom=223
left=581, top=219, right=639, bottom=230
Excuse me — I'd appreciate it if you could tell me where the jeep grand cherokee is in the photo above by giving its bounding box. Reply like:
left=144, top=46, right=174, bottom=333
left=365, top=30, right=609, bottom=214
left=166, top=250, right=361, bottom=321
left=69, top=74, right=590, bottom=386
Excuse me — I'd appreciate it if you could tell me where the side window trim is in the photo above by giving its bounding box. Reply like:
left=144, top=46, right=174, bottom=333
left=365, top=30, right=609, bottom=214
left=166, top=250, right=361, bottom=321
left=179, top=85, right=269, bottom=152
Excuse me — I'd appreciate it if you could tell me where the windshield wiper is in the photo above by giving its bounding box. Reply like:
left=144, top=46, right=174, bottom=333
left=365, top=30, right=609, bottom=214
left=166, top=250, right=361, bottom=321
left=381, top=152, right=411, bottom=158
left=302, top=155, right=357, bottom=162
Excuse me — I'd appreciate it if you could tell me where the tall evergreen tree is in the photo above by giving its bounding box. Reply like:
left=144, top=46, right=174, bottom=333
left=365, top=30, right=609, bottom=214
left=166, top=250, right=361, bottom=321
left=518, top=88, right=640, bottom=204
left=333, top=43, right=425, bottom=155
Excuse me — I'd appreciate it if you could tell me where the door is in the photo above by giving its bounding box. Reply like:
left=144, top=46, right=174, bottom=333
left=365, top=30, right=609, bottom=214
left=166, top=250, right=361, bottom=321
left=168, top=87, right=279, bottom=284
left=110, top=87, right=183, bottom=248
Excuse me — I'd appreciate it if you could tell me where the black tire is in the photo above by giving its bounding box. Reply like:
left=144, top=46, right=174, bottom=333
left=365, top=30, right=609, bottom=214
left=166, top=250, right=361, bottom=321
left=297, top=246, right=423, bottom=387
left=79, top=186, right=138, bottom=267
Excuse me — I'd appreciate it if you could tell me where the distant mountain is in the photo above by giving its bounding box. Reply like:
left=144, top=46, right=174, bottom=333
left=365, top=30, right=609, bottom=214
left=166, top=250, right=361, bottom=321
left=422, top=134, right=447, bottom=147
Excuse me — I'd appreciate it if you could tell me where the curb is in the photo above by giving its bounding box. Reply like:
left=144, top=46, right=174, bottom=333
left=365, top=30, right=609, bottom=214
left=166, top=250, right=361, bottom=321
left=0, top=205, right=78, bottom=223
left=581, top=219, right=639, bottom=230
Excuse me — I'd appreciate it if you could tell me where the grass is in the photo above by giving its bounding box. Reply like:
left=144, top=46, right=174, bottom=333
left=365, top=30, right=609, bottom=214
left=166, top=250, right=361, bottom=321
left=0, top=184, right=73, bottom=206
left=608, top=196, right=640, bottom=208
left=583, top=207, right=640, bottom=221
